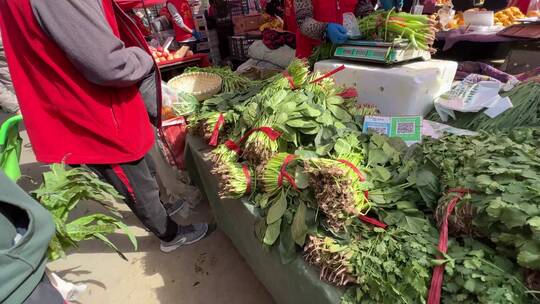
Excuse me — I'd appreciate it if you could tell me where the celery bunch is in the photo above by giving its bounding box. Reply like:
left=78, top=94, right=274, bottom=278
left=358, top=11, right=437, bottom=51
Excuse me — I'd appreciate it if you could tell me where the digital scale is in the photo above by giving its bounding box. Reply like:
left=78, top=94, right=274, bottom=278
left=333, top=39, right=431, bottom=64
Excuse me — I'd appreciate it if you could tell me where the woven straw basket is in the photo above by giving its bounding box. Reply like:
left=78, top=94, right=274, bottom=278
left=167, top=72, right=222, bottom=101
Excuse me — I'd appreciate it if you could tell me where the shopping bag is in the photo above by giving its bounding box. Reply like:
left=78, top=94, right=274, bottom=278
left=159, top=116, right=188, bottom=170
left=0, top=115, right=23, bottom=181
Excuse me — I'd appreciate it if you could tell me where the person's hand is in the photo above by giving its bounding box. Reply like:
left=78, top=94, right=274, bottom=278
left=192, top=31, right=202, bottom=40
left=326, top=23, right=348, bottom=44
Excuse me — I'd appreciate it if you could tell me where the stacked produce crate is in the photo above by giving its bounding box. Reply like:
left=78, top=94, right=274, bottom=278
left=193, top=12, right=221, bottom=64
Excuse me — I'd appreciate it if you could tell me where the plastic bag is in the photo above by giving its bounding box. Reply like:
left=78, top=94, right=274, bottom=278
left=161, top=81, right=198, bottom=119
left=161, top=81, right=177, bottom=120
left=172, top=91, right=198, bottom=117
left=342, top=13, right=361, bottom=39
left=528, top=0, right=539, bottom=16
left=434, top=74, right=513, bottom=122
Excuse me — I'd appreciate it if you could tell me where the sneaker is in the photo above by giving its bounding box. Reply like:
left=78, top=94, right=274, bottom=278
left=160, top=223, right=209, bottom=253
left=164, top=199, right=185, bottom=217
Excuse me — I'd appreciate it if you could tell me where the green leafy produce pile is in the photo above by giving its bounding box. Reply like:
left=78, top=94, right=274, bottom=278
left=419, top=128, right=540, bottom=272
left=183, top=61, right=539, bottom=303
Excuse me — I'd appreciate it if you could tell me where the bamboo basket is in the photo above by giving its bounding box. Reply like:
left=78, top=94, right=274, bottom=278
left=167, top=72, right=223, bottom=101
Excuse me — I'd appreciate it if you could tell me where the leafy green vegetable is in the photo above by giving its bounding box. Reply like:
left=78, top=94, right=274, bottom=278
left=186, top=58, right=540, bottom=303
left=33, top=164, right=136, bottom=261
left=422, top=128, right=540, bottom=270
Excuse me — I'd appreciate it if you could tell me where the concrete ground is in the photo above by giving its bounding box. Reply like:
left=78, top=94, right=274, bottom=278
left=7, top=114, right=274, bottom=304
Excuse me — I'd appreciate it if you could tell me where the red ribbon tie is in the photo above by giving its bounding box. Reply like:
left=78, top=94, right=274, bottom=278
left=209, top=113, right=225, bottom=147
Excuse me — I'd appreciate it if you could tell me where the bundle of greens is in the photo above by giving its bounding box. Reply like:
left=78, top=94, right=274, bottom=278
left=304, top=234, right=357, bottom=286
left=425, top=82, right=540, bottom=131
left=33, top=164, right=136, bottom=261
left=358, top=133, right=434, bottom=233
left=253, top=154, right=317, bottom=263
left=209, top=143, right=239, bottom=167
left=337, top=222, right=436, bottom=304
left=241, top=119, right=282, bottom=165
left=312, top=221, right=536, bottom=304
left=358, top=11, right=437, bottom=51
left=260, top=153, right=302, bottom=195
left=304, top=153, right=370, bottom=233
left=350, top=104, right=380, bottom=117
left=211, top=159, right=253, bottom=199
left=420, top=128, right=540, bottom=272
left=238, top=60, right=311, bottom=165
left=441, top=238, right=536, bottom=304
left=185, top=66, right=254, bottom=93
left=188, top=111, right=226, bottom=143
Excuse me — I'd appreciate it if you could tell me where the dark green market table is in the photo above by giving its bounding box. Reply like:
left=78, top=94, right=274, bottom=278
left=184, top=135, right=343, bottom=304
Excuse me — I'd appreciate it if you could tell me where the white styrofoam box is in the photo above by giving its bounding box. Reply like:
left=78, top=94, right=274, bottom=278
left=314, top=59, right=458, bottom=117
left=464, top=11, right=494, bottom=26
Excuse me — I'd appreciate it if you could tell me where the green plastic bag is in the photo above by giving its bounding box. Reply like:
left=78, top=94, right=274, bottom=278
left=172, top=91, right=199, bottom=117
left=0, top=115, right=23, bottom=181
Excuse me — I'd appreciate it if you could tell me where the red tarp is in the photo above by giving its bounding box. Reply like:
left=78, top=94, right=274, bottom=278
left=115, top=0, right=166, bottom=9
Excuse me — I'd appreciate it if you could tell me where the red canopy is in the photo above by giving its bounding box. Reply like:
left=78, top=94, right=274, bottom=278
left=115, top=0, right=166, bottom=10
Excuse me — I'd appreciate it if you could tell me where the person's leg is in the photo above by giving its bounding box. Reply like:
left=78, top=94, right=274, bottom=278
left=87, top=157, right=178, bottom=242
left=87, top=154, right=208, bottom=252
left=146, top=146, right=186, bottom=216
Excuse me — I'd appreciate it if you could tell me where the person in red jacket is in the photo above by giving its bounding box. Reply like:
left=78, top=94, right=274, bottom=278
left=167, top=0, right=202, bottom=42
left=284, top=0, right=298, bottom=32
left=0, top=0, right=208, bottom=253
left=294, top=0, right=374, bottom=58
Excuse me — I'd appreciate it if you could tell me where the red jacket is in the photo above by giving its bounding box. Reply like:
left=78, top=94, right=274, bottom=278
left=0, top=0, right=158, bottom=164
left=284, top=0, right=298, bottom=33
left=296, top=0, right=358, bottom=58
left=167, top=0, right=196, bottom=42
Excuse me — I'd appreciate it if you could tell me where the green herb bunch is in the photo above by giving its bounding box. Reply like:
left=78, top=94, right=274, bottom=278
left=341, top=223, right=437, bottom=304
left=211, top=158, right=253, bottom=199
left=304, top=234, right=357, bottom=286
left=188, top=111, right=226, bottom=142
left=260, top=153, right=299, bottom=196
left=421, top=128, right=540, bottom=271
left=440, top=238, right=537, bottom=304
left=304, top=153, right=370, bottom=233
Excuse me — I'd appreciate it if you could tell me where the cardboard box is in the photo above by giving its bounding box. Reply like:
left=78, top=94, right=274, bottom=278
left=233, top=14, right=264, bottom=35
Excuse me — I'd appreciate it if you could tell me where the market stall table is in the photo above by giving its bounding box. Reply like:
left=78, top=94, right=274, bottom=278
left=437, top=29, right=520, bottom=51
left=184, top=135, right=343, bottom=304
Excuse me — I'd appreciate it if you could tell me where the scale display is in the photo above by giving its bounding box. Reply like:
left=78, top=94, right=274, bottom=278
left=333, top=42, right=431, bottom=64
